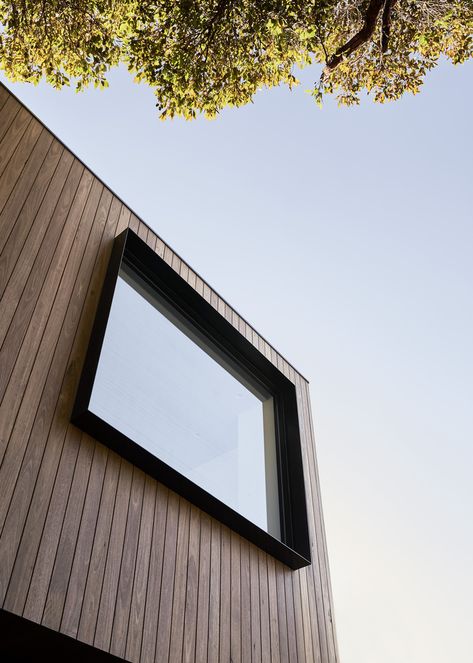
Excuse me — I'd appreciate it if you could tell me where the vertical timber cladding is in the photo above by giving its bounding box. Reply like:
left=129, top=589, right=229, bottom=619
left=0, top=82, right=338, bottom=663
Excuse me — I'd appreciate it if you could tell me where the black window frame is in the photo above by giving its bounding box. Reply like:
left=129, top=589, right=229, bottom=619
left=72, top=229, right=311, bottom=569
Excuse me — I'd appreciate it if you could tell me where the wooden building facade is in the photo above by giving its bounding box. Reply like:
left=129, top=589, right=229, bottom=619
left=0, top=83, right=338, bottom=663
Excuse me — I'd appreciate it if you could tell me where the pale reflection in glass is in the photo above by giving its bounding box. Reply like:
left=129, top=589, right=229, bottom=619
left=89, top=266, right=280, bottom=537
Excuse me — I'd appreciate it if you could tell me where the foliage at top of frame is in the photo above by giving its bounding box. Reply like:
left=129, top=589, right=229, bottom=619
left=1, top=0, right=471, bottom=118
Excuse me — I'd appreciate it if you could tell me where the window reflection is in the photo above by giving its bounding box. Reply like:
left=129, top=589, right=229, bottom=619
left=90, top=266, right=280, bottom=538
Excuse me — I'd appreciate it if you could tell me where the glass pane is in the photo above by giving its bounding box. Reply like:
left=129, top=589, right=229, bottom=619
left=89, top=266, right=280, bottom=537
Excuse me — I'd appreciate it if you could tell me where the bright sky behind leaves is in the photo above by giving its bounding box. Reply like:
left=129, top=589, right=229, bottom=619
left=3, top=58, right=472, bottom=663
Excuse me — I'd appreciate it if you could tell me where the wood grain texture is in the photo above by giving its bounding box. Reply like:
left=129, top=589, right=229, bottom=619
left=0, top=129, right=56, bottom=262
left=140, top=482, right=168, bottom=663
left=125, top=475, right=156, bottom=662
left=0, top=84, right=10, bottom=111
left=219, top=526, right=231, bottom=663
left=195, top=512, right=211, bottom=663
left=182, top=505, right=200, bottom=663
left=0, top=82, right=337, bottom=663
left=94, top=459, right=133, bottom=651
left=110, top=467, right=145, bottom=659
left=78, top=451, right=122, bottom=644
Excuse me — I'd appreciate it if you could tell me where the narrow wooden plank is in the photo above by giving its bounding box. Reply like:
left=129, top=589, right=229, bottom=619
left=271, top=347, right=281, bottom=373
left=267, top=557, right=281, bottom=663
left=238, top=315, right=246, bottom=339
left=259, top=551, right=271, bottom=663
left=128, top=213, right=140, bottom=233
left=259, top=336, right=270, bottom=364
left=243, top=321, right=254, bottom=343
left=277, top=354, right=284, bottom=373
left=154, top=234, right=166, bottom=259
left=125, top=475, right=156, bottom=662
left=284, top=568, right=298, bottom=663
left=221, top=301, right=231, bottom=325
left=146, top=228, right=158, bottom=251
left=0, top=129, right=56, bottom=261
left=115, top=205, right=131, bottom=236
left=141, top=482, right=169, bottom=663
left=185, top=265, right=197, bottom=292
left=210, top=289, right=218, bottom=312
left=251, top=327, right=259, bottom=353
left=128, top=210, right=140, bottom=233
left=230, top=530, right=241, bottom=663
left=291, top=569, right=306, bottom=663
left=194, top=275, right=205, bottom=298
left=287, top=364, right=297, bottom=384
left=168, top=498, right=191, bottom=662
left=262, top=339, right=272, bottom=363
left=219, top=525, right=231, bottom=662
left=77, top=453, right=122, bottom=644
left=40, top=436, right=95, bottom=630
left=110, top=467, right=145, bottom=659
left=217, top=295, right=226, bottom=318
left=60, top=444, right=109, bottom=637
left=182, top=505, right=200, bottom=663
left=299, top=568, right=317, bottom=663
left=284, top=361, right=294, bottom=383
left=207, top=519, right=221, bottom=663
left=275, top=562, right=289, bottom=663
left=171, top=252, right=182, bottom=277
left=231, top=309, right=240, bottom=333
left=178, top=259, right=189, bottom=284
left=136, top=219, right=148, bottom=242
left=194, top=512, right=211, bottom=663
left=94, top=461, right=133, bottom=652
left=240, top=539, right=252, bottom=663
left=202, top=281, right=212, bottom=304
left=256, top=333, right=266, bottom=361
left=155, top=490, right=180, bottom=663
left=163, top=244, right=173, bottom=267
left=249, top=544, right=262, bottom=663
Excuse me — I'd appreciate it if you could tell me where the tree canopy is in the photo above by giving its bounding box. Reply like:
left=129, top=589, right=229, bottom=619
left=0, top=0, right=471, bottom=118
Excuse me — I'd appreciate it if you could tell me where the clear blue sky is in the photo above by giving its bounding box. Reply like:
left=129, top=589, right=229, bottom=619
left=3, top=57, right=472, bottom=663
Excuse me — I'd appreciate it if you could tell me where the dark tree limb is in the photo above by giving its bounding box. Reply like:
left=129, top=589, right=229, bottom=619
left=324, top=0, right=397, bottom=72
left=382, top=0, right=398, bottom=52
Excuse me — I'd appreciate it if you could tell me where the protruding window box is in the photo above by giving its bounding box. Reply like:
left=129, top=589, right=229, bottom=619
left=72, top=229, right=311, bottom=569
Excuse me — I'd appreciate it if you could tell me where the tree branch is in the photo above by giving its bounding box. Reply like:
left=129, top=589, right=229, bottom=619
left=324, top=0, right=386, bottom=72
left=381, top=0, right=398, bottom=52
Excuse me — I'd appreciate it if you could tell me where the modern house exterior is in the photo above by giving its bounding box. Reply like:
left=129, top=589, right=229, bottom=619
left=0, top=82, right=338, bottom=663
